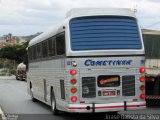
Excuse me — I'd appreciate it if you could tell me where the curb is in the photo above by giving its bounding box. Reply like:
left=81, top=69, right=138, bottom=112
left=0, top=76, right=15, bottom=80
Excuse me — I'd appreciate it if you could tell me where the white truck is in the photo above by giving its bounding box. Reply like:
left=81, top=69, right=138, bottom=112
left=16, top=62, right=26, bottom=81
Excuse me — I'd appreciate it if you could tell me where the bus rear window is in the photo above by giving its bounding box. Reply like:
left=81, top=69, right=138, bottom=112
left=70, top=16, right=142, bottom=51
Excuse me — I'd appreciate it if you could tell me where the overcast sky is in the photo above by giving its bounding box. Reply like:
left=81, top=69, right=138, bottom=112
left=0, top=0, right=160, bottom=36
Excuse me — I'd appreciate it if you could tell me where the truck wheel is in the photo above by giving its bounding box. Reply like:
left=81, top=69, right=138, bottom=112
left=16, top=76, right=19, bottom=80
left=51, top=90, right=60, bottom=115
left=30, top=88, right=37, bottom=102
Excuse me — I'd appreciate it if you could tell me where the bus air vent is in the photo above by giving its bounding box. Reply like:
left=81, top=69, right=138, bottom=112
left=122, top=76, right=135, bottom=96
left=82, top=77, right=96, bottom=98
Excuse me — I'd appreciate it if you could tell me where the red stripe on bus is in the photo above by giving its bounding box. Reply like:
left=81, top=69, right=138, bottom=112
left=68, top=104, right=146, bottom=110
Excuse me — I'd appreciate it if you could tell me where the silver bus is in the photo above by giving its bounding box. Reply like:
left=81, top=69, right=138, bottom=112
left=27, top=8, right=146, bottom=115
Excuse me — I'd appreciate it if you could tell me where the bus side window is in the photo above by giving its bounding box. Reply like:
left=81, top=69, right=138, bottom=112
left=33, top=45, right=37, bottom=60
left=56, top=33, right=65, bottom=55
left=52, top=37, right=56, bottom=56
left=37, top=43, right=42, bottom=59
left=42, top=41, right=48, bottom=58
left=29, top=47, right=33, bottom=61
left=48, top=38, right=55, bottom=57
left=24, top=50, right=28, bottom=71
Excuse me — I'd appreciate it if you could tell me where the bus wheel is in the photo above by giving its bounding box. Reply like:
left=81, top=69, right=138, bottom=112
left=30, top=88, right=37, bottom=102
left=51, top=90, right=59, bottom=115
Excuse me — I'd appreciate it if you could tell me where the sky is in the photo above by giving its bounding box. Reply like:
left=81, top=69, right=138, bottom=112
left=0, top=0, right=160, bottom=36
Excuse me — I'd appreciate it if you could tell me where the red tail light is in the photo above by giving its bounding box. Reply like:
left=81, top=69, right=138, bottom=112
left=70, top=69, right=77, bottom=75
left=139, top=67, right=145, bottom=73
left=140, top=93, right=145, bottom=99
left=71, top=96, right=77, bottom=102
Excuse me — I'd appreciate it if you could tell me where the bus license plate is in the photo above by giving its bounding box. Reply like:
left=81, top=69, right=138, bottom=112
left=103, top=90, right=116, bottom=96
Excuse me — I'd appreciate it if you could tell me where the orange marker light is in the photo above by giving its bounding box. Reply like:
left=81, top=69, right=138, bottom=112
left=71, top=88, right=77, bottom=93
left=140, top=76, right=145, bottom=82
left=71, top=79, right=77, bottom=84
left=140, top=85, right=145, bottom=91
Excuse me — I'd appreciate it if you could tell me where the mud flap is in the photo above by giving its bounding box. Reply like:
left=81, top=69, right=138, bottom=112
left=92, top=103, right=95, bottom=113
left=124, top=101, right=127, bottom=111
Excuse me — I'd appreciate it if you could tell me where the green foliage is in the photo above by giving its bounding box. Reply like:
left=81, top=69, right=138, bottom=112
left=0, top=46, right=16, bottom=60
left=0, top=59, right=17, bottom=76
left=0, top=61, right=3, bottom=68
left=10, top=69, right=16, bottom=75
left=0, top=42, right=28, bottom=63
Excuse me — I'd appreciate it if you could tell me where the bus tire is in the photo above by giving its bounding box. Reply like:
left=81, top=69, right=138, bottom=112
left=51, top=90, right=59, bottom=115
left=30, top=88, right=37, bottom=102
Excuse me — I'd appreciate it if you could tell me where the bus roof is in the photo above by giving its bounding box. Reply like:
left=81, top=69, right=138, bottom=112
left=28, top=23, right=65, bottom=47
left=66, top=8, right=136, bottom=18
left=29, top=8, right=136, bottom=48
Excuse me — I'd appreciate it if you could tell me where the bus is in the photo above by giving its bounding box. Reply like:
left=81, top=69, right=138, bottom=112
left=27, top=8, right=146, bottom=115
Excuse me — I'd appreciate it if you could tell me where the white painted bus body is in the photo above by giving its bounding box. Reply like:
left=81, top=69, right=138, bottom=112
left=27, top=8, right=146, bottom=113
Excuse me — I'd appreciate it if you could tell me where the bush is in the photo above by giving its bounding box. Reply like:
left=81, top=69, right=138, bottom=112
left=10, top=69, right=16, bottom=75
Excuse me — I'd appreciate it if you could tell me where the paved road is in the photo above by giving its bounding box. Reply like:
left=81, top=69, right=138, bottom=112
left=0, top=76, right=160, bottom=120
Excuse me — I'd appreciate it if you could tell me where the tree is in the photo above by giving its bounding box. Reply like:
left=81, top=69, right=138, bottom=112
left=15, top=42, right=28, bottom=63
left=0, top=45, right=16, bottom=60
left=0, top=42, right=28, bottom=63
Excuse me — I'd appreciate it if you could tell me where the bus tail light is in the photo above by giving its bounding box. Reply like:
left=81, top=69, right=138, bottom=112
left=139, top=67, right=145, bottom=73
left=71, top=79, right=77, bottom=84
left=71, top=88, right=77, bottom=93
left=140, top=85, right=145, bottom=91
left=70, top=69, right=77, bottom=75
left=140, top=93, right=145, bottom=99
left=71, top=96, right=77, bottom=102
left=140, top=76, right=145, bottom=82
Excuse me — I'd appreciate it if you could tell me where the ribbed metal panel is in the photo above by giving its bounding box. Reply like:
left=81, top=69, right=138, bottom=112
left=82, top=77, right=96, bottom=98
left=70, top=16, right=142, bottom=51
left=122, top=76, right=135, bottom=96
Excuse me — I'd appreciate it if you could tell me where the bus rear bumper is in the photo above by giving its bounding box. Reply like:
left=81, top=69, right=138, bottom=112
left=67, top=101, right=146, bottom=113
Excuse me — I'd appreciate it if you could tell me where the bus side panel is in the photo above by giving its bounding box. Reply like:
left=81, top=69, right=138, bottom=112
left=27, top=58, right=67, bottom=107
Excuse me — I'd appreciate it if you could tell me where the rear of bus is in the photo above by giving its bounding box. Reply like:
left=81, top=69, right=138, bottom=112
left=65, top=8, right=146, bottom=113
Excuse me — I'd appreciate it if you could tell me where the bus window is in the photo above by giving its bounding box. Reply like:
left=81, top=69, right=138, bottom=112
left=37, top=43, right=42, bottom=58
left=56, top=33, right=65, bottom=55
left=33, top=46, right=37, bottom=60
left=29, top=47, right=33, bottom=60
left=52, top=37, right=56, bottom=56
left=48, top=38, right=55, bottom=57
left=70, top=16, right=142, bottom=51
left=42, top=41, right=48, bottom=58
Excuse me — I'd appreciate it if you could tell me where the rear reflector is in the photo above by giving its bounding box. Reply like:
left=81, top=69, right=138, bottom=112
left=80, top=101, right=85, bottom=104
left=133, top=98, right=138, bottom=102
